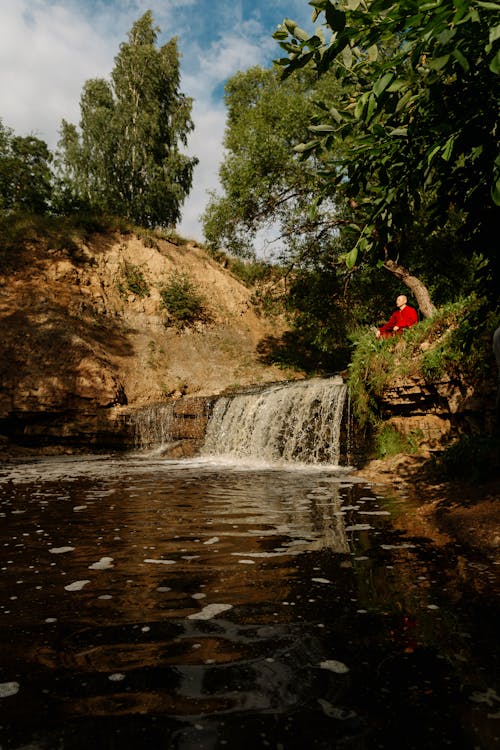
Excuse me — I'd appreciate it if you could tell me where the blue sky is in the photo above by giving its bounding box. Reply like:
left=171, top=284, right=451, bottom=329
left=0, top=0, right=313, bottom=242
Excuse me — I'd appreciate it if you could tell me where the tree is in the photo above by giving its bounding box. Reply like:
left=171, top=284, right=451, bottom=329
left=0, top=119, right=52, bottom=214
left=273, top=0, right=500, bottom=310
left=202, top=65, right=349, bottom=260
left=56, top=11, right=197, bottom=227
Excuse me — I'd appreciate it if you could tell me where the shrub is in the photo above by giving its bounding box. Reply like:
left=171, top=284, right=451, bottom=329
left=121, top=261, right=150, bottom=298
left=159, top=271, right=208, bottom=327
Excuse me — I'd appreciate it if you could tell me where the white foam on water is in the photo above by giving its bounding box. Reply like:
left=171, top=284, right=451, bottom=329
left=346, top=524, right=372, bottom=531
left=320, top=660, right=350, bottom=674
left=0, top=682, right=20, bottom=697
left=187, top=603, right=233, bottom=620
left=64, top=580, right=90, bottom=591
left=88, top=557, right=114, bottom=570
left=144, top=558, right=176, bottom=565
left=49, top=546, right=75, bottom=554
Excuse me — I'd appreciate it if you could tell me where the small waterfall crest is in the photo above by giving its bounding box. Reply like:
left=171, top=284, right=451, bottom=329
left=202, top=377, right=348, bottom=465
left=133, top=403, right=175, bottom=451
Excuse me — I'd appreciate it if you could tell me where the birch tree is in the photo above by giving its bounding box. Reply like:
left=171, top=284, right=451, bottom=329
left=57, top=11, right=197, bottom=228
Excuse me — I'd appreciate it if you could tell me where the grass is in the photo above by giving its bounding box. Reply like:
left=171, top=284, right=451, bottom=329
left=347, top=296, right=499, bottom=428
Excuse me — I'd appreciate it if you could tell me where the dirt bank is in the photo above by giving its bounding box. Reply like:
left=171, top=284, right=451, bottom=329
left=356, top=454, right=500, bottom=563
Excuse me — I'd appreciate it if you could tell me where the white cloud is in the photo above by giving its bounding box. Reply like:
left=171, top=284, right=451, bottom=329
left=0, top=0, right=314, bottom=244
left=0, top=2, right=117, bottom=146
left=177, top=103, right=226, bottom=241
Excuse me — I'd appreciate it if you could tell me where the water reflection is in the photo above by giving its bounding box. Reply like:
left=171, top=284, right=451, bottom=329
left=0, top=456, right=498, bottom=749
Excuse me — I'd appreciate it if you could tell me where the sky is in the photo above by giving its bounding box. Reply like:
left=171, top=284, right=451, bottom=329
left=0, top=0, right=313, bottom=243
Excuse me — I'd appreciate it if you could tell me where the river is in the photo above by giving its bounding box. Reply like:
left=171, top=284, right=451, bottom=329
left=0, top=454, right=498, bottom=749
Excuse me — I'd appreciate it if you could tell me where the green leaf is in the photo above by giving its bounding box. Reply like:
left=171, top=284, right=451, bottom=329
left=329, top=106, right=343, bottom=123
left=272, top=29, right=289, bottom=40
left=387, top=79, right=408, bottom=92
left=342, top=45, right=353, bottom=68
left=345, top=246, right=358, bottom=268
left=492, top=176, right=500, bottom=206
left=426, top=144, right=441, bottom=164
left=490, top=49, right=500, bottom=74
left=309, top=123, right=337, bottom=132
left=293, top=140, right=319, bottom=153
left=354, top=92, right=368, bottom=120
left=489, top=24, right=500, bottom=44
left=452, top=49, right=469, bottom=72
left=308, top=196, right=320, bottom=221
left=373, top=72, right=394, bottom=98
left=325, top=6, right=346, bottom=32
left=366, top=92, right=377, bottom=121
left=427, top=54, right=450, bottom=70
left=388, top=127, right=408, bottom=136
left=441, top=136, right=455, bottom=161
left=476, top=1, right=500, bottom=9
left=284, top=19, right=298, bottom=34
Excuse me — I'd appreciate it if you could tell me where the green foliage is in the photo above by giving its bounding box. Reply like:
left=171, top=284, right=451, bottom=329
left=374, top=424, right=421, bottom=459
left=0, top=119, right=53, bottom=214
left=347, top=297, right=500, bottom=427
left=55, top=11, right=197, bottom=228
left=202, top=65, right=346, bottom=259
left=273, top=0, right=500, bottom=298
left=159, top=271, right=208, bottom=327
left=120, top=262, right=150, bottom=298
left=225, top=256, right=275, bottom=287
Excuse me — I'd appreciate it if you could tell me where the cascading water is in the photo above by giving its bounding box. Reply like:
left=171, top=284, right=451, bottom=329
left=133, top=403, right=174, bottom=450
left=202, top=377, right=348, bottom=465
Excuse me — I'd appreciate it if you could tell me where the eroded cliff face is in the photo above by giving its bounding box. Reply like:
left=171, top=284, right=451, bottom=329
left=0, top=232, right=294, bottom=452
left=378, top=373, right=496, bottom=449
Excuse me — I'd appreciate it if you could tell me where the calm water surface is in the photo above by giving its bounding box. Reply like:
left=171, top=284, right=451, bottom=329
left=0, top=454, right=498, bottom=749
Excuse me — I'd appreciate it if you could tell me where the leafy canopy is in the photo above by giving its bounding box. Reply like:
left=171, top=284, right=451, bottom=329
left=56, top=11, right=197, bottom=228
left=273, top=0, right=500, bottom=277
left=0, top=119, right=53, bottom=214
left=202, top=65, right=349, bottom=260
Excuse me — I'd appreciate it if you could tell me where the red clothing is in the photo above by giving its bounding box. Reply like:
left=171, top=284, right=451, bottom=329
left=378, top=305, right=418, bottom=337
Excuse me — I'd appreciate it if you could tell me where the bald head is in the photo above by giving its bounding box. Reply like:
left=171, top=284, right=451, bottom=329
left=396, top=295, right=407, bottom=308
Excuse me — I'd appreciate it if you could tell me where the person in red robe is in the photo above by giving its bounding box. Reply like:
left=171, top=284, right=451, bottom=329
left=376, top=295, right=418, bottom=338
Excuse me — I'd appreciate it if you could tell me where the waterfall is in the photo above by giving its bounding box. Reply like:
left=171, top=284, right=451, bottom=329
left=202, top=377, right=348, bottom=465
left=133, top=403, right=174, bottom=450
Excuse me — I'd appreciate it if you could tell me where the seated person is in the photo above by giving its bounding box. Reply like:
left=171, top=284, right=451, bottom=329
left=376, top=295, right=418, bottom=338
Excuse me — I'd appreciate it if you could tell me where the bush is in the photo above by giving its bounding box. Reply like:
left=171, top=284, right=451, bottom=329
left=159, top=271, right=208, bottom=327
left=120, top=261, right=150, bottom=298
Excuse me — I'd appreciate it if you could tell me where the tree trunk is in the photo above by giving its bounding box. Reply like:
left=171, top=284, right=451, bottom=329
left=383, top=258, right=436, bottom=318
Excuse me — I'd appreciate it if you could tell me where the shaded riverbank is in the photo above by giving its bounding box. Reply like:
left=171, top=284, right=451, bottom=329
left=355, top=454, right=500, bottom=563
